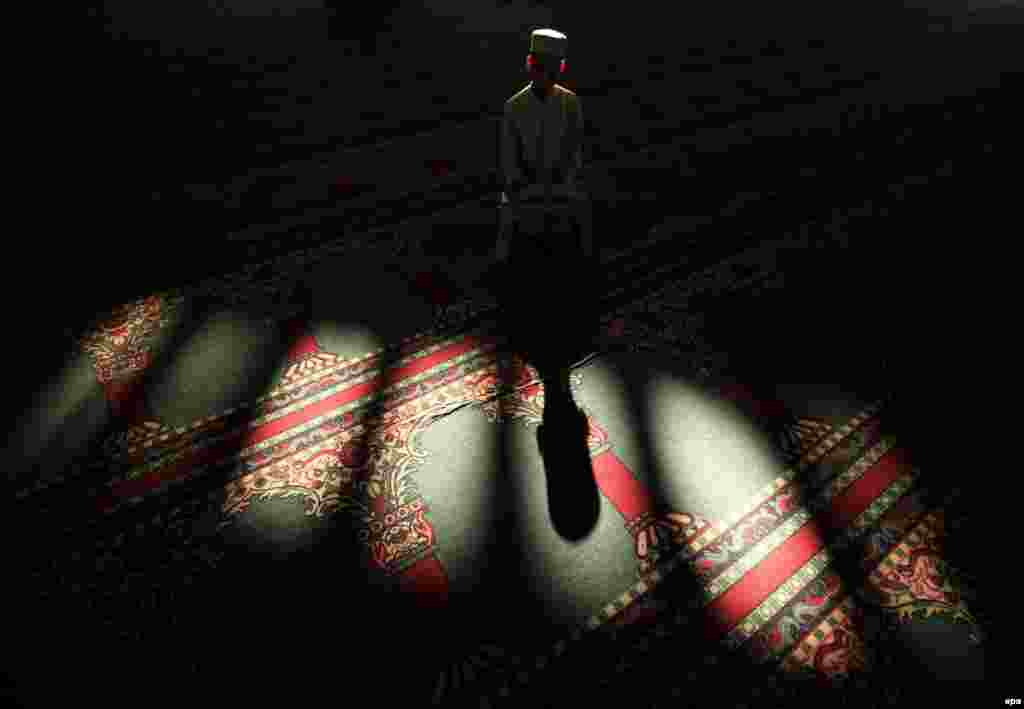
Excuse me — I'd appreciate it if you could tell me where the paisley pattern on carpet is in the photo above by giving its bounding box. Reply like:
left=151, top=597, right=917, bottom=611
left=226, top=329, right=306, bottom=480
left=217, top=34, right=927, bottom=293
left=16, top=218, right=984, bottom=705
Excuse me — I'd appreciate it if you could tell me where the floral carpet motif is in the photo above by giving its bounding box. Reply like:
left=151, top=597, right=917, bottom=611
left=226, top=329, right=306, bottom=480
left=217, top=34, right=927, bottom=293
left=440, top=405, right=983, bottom=707
left=18, top=220, right=985, bottom=705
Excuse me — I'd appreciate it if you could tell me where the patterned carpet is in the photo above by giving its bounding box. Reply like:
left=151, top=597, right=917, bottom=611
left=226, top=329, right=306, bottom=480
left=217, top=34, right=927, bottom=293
left=6, top=195, right=988, bottom=705
left=15, top=6, right=1016, bottom=703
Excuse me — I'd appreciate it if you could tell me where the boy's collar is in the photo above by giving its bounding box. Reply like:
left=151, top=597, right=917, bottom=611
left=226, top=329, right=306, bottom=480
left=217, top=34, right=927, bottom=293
left=529, top=83, right=558, bottom=101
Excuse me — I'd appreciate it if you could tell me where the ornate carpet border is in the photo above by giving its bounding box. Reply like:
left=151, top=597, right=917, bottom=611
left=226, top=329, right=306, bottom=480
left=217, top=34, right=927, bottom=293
left=448, top=402, right=885, bottom=703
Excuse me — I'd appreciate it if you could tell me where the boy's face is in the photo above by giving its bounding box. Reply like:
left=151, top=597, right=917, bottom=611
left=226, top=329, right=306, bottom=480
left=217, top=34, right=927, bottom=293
left=528, top=53, right=560, bottom=91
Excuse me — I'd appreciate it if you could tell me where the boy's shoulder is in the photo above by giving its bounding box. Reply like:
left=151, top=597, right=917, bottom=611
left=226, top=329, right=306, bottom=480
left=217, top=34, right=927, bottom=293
left=505, top=83, right=579, bottom=110
left=506, top=84, right=532, bottom=109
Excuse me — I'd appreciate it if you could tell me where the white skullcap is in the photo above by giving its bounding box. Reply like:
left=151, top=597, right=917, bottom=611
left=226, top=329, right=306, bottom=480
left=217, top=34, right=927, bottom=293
left=529, top=28, right=568, bottom=58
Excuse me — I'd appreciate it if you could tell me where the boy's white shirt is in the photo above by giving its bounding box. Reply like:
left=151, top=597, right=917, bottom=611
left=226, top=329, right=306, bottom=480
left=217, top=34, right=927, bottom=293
left=496, top=81, right=591, bottom=261
left=500, top=81, right=585, bottom=202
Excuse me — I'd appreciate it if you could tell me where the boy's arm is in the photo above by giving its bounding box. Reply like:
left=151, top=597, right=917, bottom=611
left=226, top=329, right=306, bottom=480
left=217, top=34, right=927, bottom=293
left=556, top=95, right=585, bottom=187
left=500, top=109, right=527, bottom=200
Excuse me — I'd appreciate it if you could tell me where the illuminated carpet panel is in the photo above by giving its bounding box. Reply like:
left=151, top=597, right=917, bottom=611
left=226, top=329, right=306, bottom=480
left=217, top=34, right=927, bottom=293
left=76, top=293, right=188, bottom=422
left=448, top=403, right=983, bottom=706
left=24, top=357, right=980, bottom=704
left=45, top=218, right=806, bottom=511
left=19, top=212, right=984, bottom=703
left=443, top=406, right=875, bottom=692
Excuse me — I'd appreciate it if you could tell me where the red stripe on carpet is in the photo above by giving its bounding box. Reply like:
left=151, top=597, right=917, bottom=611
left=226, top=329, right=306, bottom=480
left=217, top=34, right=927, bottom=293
left=702, top=441, right=908, bottom=640
left=397, top=555, right=450, bottom=611
left=102, top=378, right=150, bottom=423
left=819, top=446, right=911, bottom=532
left=703, top=521, right=826, bottom=640
left=288, top=334, right=321, bottom=361
left=283, top=319, right=320, bottom=360
left=591, top=451, right=655, bottom=522
left=102, top=335, right=495, bottom=509
left=233, top=333, right=494, bottom=447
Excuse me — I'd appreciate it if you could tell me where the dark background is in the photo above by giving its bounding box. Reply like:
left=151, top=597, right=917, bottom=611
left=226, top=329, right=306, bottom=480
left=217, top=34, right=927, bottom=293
left=56, top=1, right=1018, bottom=287
left=5, top=0, right=1018, bottom=697
left=36, top=0, right=1018, bottom=427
